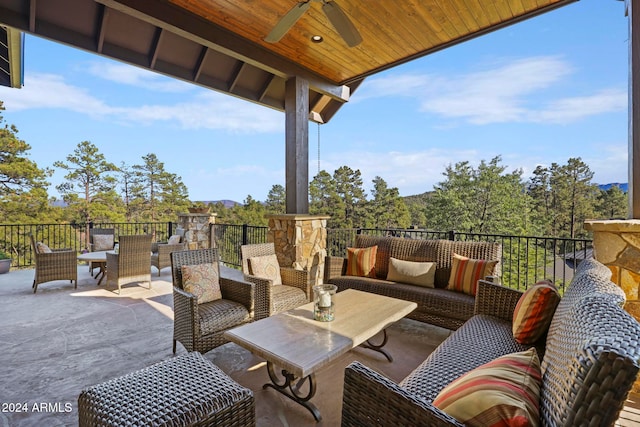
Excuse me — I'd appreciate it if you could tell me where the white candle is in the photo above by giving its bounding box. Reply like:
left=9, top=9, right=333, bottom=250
left=319, top=292, right=332, bottom=308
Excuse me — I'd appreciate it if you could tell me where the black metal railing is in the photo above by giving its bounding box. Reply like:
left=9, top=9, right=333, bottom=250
left=214, top=224, right=591, bottom=292
left=0, top=222, right=175, bottom=268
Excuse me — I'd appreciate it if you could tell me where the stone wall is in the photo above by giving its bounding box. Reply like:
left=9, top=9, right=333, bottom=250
left=266, top=214, right=329, bottom=287
left=177, top=213, right=216, bottom=250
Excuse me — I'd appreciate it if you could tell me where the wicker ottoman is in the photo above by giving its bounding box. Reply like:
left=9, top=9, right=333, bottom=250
left=78, top=352, right=254, bottom=427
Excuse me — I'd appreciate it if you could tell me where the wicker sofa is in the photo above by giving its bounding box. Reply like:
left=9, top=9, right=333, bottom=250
left=325, top=235, right=502, bottom=330
left=341, top=258, right=640, bottom=426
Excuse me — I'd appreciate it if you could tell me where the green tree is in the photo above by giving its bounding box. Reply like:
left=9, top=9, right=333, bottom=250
left=130, top=153, right=190, bottom=222
left=367, top=176, right=411, bottom=229
left=227, top=195, right=267, bottom=225
left=265, top=184, right=285, bottom=214
left=333, top=166, right=367, bottom=228
left=53, top=141, right=122, bottom=227
left=595, top=186, right=627, bottom=220
left=310, top=170, right=344, bottom=223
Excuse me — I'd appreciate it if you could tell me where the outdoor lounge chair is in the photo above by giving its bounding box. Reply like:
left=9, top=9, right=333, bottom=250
left=105, top=234, right=152, bottom=293
left=151, top=228, right=186, bottom=275
left=88, top=228, right=115, bottom=276
left=170, top=248, right=254, bottom=354
left=241, top=242, right=309, bottom=320
left=30, top=234, right=77, bottom=293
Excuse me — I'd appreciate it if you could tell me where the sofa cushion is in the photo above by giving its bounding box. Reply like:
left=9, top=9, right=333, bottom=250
left=92, top=234, right=114, bottom=251
left=248, top=254, right=282, bottom=285
left=36, top=242, right=52, bottom=254
left=513, top=280, right=561, bottom=345
left=447, top=254, right=498, bottom=296
left=386, top=257, right=436, bottom=288
left=433, top=348, right=541, bottom=427
left=181, top=263, right=222, bottom=304
left=167, top=234, right=182, bottom=244
left=346, top=246, right=378, bottom=278
left=400, top=314, right=533, bottom=403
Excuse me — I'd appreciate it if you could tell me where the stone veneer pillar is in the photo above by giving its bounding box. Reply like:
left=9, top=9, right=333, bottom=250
left=177, top=213, right=216, bottom=250
left=584, top=219, right=640, bottom=392
left=266, top=214, right=329, bottom=288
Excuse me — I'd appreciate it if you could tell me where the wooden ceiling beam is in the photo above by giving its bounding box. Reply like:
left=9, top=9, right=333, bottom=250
left=96, top=5, right=109, bottom=53
left=148, top=27, right=163, bottom=69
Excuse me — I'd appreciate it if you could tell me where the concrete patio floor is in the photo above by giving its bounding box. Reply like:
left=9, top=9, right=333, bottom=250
left=0, top=265, right=638, bottom=426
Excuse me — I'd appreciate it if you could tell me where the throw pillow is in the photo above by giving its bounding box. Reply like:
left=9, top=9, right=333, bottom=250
left=346, top=246, right=378, bottom=278
left=181, top=263, right=222, bottom=304
left=36, top=242, right=52, bottom=254
left=248, top=254, right=282, bottom=285
left=513, top=280, right=561, bottom=345
left=433, top=348, right=541, bottom=427
left=93, top=234, right=114, bottom=251
left=386, top=257, right=436, bottom=287
left=167, top=234, right=182, bottom=245
left=447, top=253, right=498, bottom=296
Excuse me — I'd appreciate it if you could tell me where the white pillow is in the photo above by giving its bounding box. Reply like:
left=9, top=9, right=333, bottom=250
left=386, top=257, right=436, bottom=288
left=167, top=235, right=182, bottom=244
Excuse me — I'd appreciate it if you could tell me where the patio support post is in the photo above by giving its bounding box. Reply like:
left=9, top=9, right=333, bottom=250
left=285, top=76, right=309, bottom=214
left=628, top=0, right=640, bottom=218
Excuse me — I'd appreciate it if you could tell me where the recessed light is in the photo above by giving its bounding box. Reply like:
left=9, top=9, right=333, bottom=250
left=311, top=35, right=323, bottom=43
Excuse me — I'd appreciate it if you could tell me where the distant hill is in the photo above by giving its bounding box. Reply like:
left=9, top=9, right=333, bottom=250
left=598, top=183, right=628, bottom=192
left=201, top=200, right=240, bottom=208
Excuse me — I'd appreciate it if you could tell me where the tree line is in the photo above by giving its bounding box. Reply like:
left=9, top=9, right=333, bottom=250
left=0, top=101, right=627, bottom=239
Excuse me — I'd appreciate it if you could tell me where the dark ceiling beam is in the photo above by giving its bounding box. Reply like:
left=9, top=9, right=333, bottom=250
left=96, top=5, right=109, bottom=53
left=258, top=75, right=276, bottom=103
left=628, top=0, right=640, bottom=217
left=95, top=0, right=350, bottom=103
left=192, top=45, right=208, bottom=82
left=28, top=0, right=35, bottom=33
left=228, top=62, right=245, bottom=94
left=148, top=27, right=163, bottom=69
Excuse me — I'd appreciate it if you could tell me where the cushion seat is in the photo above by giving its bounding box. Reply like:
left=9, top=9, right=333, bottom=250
left=271, top=285, right=308, bottom=313
left=198, top=300, right=252, bottom=335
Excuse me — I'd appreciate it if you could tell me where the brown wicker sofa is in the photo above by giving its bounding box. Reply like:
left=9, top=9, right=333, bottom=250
left=325, top=235, right=502, bottom=330
left=341, top=258, right=640, bottom=426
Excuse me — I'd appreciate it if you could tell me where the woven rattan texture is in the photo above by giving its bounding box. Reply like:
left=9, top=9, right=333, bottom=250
left=78, top=352, right=255, bottom=427
left=240, top=243, right=309, bottom=320
left=474, top=279, right=524, bottom=321
left=152, top=242, right=187, bottom=275
left=88, top=228, right=114, bottom=275
left=30, top=235, right=77, bottom=293
left=170, top=249, right=254, bottom=354
left=106, top=234, right=152, bottom=293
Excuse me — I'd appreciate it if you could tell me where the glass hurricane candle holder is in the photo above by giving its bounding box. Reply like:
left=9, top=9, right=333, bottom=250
left=313, top=284, right=337, bottom=322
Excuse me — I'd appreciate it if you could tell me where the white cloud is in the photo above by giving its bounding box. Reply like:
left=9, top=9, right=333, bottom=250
left=86, top=62, right=191, bottom=93
left=358, top=56, right=626, bottom=125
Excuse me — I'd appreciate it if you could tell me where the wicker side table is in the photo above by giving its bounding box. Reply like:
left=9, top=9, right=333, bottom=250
left=78, top=352, right=254, bottom=427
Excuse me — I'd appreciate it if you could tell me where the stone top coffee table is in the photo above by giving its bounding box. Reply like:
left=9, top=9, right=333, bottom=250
left=223, top=289, right=416, bottom=421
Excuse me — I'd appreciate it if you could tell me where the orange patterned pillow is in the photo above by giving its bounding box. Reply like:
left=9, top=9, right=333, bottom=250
left=433, top=348, right=541, bottom=427
left=181, top=263, right=222, bottom=304
left=513, top=280, right=561, bottom=344
left=346, top=246, right=378, bottom=278
left=447, top=253, right=498, bottom=296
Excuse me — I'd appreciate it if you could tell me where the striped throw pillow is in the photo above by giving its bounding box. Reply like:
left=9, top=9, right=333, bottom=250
left=433, top=348, right=541, bottom=427
left=513, top=280, right=561, bottom=344
left=346, top=246, right=378, bottom=278
left=447, top=253, right=498, bottom=296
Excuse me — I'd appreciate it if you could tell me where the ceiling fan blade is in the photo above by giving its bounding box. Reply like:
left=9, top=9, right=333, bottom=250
left=322, top=1, right=362, bottom=47
left=265, top=1, right=311, bottom=43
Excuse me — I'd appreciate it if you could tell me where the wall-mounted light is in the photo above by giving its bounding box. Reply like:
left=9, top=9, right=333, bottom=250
left=311, top=35, right=323, bottom=43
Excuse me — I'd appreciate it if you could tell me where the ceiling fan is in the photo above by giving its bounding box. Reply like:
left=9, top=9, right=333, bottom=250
left=264, top=0, right=362, bottom=47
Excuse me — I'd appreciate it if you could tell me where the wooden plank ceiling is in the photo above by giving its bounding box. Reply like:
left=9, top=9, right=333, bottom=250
left=0, top=0, right=576, bottom=123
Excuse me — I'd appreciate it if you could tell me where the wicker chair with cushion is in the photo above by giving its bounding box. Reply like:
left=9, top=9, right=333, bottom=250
left=171, top=248, right=254, bottom=354
left=151, top=228, right=186, bottom=276
left=30, top=235, right=78, bottom=294
left=88, top=228, right=115, bottom=276
left=241, top=242, right=310, bottom=320
left=106, top=234, right=152, bottom=294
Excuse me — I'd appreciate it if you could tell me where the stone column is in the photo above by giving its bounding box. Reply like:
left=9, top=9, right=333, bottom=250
left=177, top=213, right=216, bottom=250
left=266, top=214, right=329, bottom=288
left=584, top=219, right=640, bottom=392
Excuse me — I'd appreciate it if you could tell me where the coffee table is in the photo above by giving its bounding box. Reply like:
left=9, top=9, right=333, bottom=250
left=223, top=289, right=416, bottom=421
left=77, top=250, right=112, bottom=285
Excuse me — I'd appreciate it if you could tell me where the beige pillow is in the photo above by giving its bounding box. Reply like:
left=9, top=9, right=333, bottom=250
left=181, top=263, right=222, bottom=304
left=93, top=234, right=114, bottom=251
left=167, top=235, right=182, bottom=244
left=386, top=257, right=436, bottom=288
left=248, top=254, right=282, bottom=285
left=36, top=242, right=52, bottom=254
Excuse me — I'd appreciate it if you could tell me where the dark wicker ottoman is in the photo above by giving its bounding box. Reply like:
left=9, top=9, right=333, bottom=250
left=78, top=352, right=255, bottom=427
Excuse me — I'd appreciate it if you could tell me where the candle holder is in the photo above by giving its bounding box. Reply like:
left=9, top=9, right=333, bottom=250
left=313, top=284, right=337, bottom=322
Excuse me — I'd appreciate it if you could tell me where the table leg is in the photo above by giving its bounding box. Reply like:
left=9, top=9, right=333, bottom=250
left=264, top=361, right=321, bottom=421
left=95, top=262, right=106, bottom=286
left=361, top=329, right=393, bottom=362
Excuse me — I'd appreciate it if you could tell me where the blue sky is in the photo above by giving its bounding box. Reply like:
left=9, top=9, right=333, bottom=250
left=0, top=0, right=630, bottom=203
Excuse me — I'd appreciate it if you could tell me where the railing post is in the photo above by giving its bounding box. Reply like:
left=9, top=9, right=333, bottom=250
left=168, top=221, right=173, bottom=236
left=242, top=224, right=248, bottom=245
left=356, top=228, right=362, bottom=235
left=448, top=230, right=456, bottom=241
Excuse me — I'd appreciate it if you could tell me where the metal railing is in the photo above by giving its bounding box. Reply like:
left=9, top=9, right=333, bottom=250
left=214, top=224, right=591, bottom=292
left=0, top=222, right=175, bottom=268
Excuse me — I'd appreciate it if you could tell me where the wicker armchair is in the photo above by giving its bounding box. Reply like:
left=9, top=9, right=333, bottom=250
left=241, top=243, right=310, bottom=320
left=151, top=228, right=186, bottom=276
left=88, top=228, right=115, bottom=276
left=106, top=234, right=152, bottom=294
left=30, top=235, right=77, bottom=294
left=171, top=248, right=254, bottom=354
